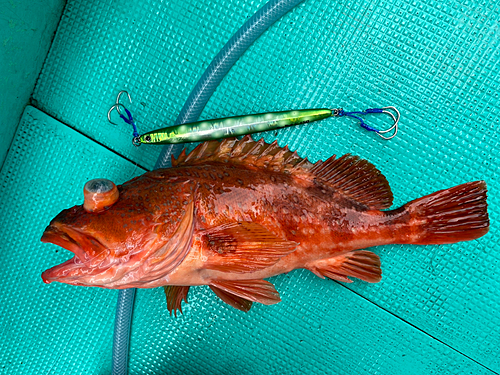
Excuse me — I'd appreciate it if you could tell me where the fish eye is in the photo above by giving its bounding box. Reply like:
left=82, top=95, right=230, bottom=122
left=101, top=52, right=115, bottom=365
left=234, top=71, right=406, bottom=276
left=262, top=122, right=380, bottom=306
left=85, top=179, right=114, bottom=194
left=83, top=178, right=119, bottom=213
left=145, top=135, right=152, bottom=142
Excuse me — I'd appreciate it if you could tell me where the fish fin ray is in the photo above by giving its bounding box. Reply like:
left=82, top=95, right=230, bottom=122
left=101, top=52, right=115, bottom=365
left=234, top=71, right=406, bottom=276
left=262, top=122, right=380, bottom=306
left=210, top=279, right=281, bottom=305
left=310, top=154, right=393, bottom=209
left=172, top=137, right=391, bottom=209
left=172, top=135, right=315, bottom=173
left=400, top=181, right=489, bottom=244
left=203, top=222, right=297, bottom=273
left=307, top=250, right=382, bottom=283
left=163, top=285, right=190, bottom=317
left=209, top=285, right=253, bottom=312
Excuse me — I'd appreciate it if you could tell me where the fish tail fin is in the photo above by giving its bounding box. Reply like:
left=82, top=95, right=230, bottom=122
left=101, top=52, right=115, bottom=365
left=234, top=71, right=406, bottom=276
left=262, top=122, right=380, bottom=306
left=398, top=181, right=489, bottom=245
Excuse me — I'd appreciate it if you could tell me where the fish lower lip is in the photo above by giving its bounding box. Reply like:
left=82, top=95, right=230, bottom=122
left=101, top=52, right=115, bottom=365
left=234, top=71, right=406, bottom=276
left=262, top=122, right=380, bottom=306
left=41, top=257, right=84, bottom=285
left=41, top=256, right=116, bottom=287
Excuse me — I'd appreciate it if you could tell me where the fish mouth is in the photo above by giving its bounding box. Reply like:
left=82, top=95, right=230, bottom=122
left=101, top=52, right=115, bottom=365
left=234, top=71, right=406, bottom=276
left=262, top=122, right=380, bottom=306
left=41, top=225, right=86, bottom=260
left=41, top=224, right=109, bottom=286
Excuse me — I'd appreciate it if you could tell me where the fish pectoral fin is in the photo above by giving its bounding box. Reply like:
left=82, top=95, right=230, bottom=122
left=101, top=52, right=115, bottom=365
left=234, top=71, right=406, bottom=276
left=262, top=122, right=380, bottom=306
left=203, top=222, right=297, bottom=273
left=163, top=285, right=190, bottom=317
left=307, top=250, right=382, bottom=283
left=209, top=285, right=253, bottom=312
left=210, top=279, right=281, bottom=307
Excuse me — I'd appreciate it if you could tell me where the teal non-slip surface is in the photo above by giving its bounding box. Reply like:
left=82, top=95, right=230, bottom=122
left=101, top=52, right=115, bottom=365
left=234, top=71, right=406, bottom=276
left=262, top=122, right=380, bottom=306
left=1, top=0, right=499, bottom=373
left=0, top=107, right=146, bottom=374
left=0, top=0, right=65, bottom=169
left=0, top=110, right=495, bottom=375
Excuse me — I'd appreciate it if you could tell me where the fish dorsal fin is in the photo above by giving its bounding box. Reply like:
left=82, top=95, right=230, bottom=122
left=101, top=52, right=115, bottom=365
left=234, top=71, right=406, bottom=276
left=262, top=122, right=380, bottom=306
left=173, top=135, right=392, bottom=209
left=172, top=135, right=309, bottom=173
left=309, top=154, right=393, bottom=209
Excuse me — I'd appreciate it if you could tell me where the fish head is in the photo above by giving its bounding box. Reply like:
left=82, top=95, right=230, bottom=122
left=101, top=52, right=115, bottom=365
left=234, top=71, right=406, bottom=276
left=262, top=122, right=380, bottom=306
left=41, top=175, right=195, bottom=289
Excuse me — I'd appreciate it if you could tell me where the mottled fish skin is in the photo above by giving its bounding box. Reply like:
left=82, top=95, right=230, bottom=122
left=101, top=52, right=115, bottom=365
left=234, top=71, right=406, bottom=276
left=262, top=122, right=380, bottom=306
left=41, top=136, right=489, bottom=313
left=162, top=163, right=392, bottom=284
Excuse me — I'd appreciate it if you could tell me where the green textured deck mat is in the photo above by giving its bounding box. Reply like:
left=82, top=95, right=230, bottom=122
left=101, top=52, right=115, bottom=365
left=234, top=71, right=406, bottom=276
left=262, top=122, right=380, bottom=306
left=1, top=0, right=498, bottom=373
left=0, top=108, right=495, bottom=375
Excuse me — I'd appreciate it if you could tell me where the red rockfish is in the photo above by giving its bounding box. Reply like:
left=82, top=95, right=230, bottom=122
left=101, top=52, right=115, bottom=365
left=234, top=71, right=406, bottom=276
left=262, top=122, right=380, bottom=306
left=41, top=136, right=489, bottom=313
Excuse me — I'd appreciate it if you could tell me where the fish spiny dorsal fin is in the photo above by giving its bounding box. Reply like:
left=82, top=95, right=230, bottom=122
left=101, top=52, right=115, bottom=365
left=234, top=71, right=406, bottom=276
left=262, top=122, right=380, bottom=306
left=310, top=154, right=393, bottom=209
left=230, top=135, right=254, bottom=157
left=173, top=136, right=392, bottom=209
left=172, top=135, right=313, bottom=173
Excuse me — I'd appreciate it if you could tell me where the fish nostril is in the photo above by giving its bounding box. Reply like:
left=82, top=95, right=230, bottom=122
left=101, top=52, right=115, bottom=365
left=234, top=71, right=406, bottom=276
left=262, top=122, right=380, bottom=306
left=84, top=178, right=119, bottom=213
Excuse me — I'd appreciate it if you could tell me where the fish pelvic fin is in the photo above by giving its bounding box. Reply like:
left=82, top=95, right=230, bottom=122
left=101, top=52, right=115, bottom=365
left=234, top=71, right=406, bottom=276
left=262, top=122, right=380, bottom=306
left=307, top=250, right=382, bottom=283
left=209, top=285, right=253, bottom=312
left=210, top=279, right=281, bottom=307
left=395, top=181, right=489, bottom=245
left=163, top=285, right=190, bottom=317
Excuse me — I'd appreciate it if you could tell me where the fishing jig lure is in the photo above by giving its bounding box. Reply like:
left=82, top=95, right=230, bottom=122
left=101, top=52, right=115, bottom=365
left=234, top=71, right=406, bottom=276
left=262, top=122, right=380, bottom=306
left=108, top=91, right=400, bottom=146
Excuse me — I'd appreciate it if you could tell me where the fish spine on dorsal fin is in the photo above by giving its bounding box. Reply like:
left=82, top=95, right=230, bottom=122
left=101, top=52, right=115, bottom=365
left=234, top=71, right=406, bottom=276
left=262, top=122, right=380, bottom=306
left=171, top=136, right=393, bottom=209
left=172, top=135, right=314, bottom=173
left=230, top=136, right=255, bottom=158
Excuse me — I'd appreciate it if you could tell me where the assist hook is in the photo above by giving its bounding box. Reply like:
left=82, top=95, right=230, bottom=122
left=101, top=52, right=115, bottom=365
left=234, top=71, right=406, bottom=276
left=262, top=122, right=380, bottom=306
left=107, top=91, right=141, bottom=146
left=333, top=106, right=399, bottom=140
left=107, top=90, right=132, bottom=124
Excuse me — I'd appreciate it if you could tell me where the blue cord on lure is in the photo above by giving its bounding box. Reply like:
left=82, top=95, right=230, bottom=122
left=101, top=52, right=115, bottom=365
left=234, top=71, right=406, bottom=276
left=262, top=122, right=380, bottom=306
left=336, top=108, right=383, bottom=132
left=118, top=107, right=139, bottom=139
left=108, top=93, right=400, bottom=144
left=107, top=90, right=140, bottom=141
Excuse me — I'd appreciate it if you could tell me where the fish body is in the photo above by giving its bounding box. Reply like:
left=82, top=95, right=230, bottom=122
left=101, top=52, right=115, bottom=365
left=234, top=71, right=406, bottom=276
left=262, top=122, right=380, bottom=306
left=42, top=136, right=489, bottom=313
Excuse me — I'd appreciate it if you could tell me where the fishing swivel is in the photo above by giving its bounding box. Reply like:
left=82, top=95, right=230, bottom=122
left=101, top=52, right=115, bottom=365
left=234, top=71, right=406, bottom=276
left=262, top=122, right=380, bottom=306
left=107, top=91, right=141, bottom=146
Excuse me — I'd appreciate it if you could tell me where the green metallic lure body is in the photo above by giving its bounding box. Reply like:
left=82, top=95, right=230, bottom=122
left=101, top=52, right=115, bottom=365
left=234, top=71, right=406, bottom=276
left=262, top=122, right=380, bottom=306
left=137, top=109, right=332, bottom=145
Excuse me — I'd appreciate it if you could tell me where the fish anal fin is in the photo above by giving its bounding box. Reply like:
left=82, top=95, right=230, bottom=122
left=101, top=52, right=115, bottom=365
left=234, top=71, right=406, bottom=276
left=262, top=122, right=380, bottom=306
left=310, top=154, right=393, bottom=210
left=203, top=222, right=297, bottom=273
left=209, top=285, right=253, bottom=312
left=307, top=250, right=382, bottom=283
left=163, top=285, right=190, bottom=317
left=210, top=279, right=281, bottom=305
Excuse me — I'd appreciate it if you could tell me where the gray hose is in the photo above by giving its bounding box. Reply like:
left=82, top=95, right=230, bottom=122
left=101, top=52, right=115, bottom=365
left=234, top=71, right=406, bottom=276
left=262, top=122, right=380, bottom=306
left=112, top=0, right=305, bottom=373
left=155, top=0, right=305, bottom=169
left=112, top=289, right=136, bottom=375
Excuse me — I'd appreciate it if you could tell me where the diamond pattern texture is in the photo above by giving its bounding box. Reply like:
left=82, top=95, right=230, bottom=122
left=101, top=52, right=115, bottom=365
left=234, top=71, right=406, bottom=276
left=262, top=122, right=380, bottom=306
left=0, top=107, right=146, bottom=374
left=1, top=0, right=498, bottom=373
